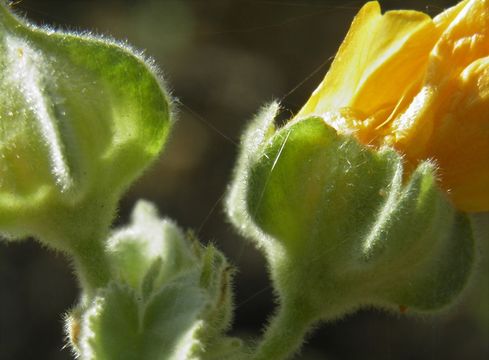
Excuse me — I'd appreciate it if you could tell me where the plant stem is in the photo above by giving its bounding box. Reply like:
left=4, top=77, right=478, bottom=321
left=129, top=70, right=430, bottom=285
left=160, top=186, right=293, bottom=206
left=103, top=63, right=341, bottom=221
left=253, top=302, right=315, bottom=360
left=70, top=237, right=111, bottom=297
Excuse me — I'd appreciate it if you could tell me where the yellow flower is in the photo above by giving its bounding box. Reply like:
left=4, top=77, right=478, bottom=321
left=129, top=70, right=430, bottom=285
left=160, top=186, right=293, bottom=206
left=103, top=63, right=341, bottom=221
left=296, top=0, right=489, bottom=212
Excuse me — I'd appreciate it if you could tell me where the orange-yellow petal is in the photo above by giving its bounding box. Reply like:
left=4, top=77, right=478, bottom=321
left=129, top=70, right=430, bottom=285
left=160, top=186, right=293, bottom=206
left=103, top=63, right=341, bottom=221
left=296, top=0, right=489, bottom=212
left=297, top=2, right=436, bottom=119
left=389, top=0, right=489, bottom=211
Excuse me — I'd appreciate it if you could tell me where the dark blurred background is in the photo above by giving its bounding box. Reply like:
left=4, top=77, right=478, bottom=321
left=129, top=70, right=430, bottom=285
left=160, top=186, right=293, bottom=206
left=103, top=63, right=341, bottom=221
left=1, top=0, right=488, bottom=359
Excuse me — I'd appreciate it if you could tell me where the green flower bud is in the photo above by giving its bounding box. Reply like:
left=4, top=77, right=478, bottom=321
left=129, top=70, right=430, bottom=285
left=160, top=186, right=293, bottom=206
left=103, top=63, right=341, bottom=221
left=67, top=201, right=245, bottom=360
left=0, top=3, right=171, bottom=251
left=226, top=103, right=474, bottom=323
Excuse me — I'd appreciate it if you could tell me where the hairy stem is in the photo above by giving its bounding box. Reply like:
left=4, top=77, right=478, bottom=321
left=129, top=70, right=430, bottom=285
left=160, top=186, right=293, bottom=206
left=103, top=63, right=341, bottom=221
left=70, top=237, right=111, bottom=297
left=253, top=302, right=315, bottom=360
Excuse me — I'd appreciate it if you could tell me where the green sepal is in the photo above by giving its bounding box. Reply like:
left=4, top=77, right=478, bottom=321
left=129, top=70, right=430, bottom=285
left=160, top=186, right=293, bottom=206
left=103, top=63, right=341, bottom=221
left=107, top=201, right=196, bottom=291
left=226, top=104, right=474, bottom=321
left=68, top=201, right=246, bottom=360
left=78, top=281, right=208, bottom=360
left=0, top=3, right=171, bottom=251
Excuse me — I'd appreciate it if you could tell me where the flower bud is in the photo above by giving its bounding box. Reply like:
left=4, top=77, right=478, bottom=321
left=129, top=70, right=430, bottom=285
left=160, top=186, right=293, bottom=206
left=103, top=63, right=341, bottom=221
left=0, top=3, right=171, bottom=249
left=227, top=104, right=474, bottom=320
left=68, top=201, right=244, bottom=360
left=296, top=0, right=489, bottom=212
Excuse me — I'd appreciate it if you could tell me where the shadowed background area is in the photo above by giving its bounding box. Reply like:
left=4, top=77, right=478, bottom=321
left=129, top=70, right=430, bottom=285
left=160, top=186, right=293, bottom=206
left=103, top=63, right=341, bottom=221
left=0, top=0, right=488, bottom=359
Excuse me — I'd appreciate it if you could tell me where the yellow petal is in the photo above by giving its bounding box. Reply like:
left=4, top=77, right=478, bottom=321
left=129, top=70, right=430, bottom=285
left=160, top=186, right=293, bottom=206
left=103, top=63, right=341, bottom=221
left=297, top=0, right=489, bottom=212
left=429, top=0, right=489, bottom=83
left=296, top=2, right=436, bottom=119
left=391, top=56, right=489, bottom=212
left=432, top=0, right=468, bottom=30
left=389, top=0, right=489, bottom=211
left=423, top=57, right=489, bottom=212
